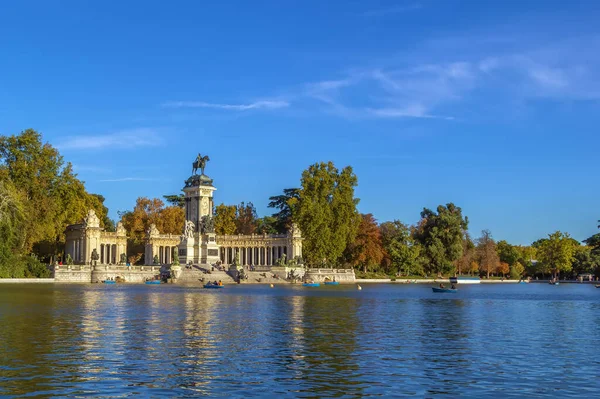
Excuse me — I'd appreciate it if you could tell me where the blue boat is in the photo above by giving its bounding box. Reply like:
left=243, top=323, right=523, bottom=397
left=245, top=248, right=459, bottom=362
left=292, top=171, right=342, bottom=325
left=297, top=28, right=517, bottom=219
left=204, top=283, right=224, bottom=289
left=432, top=287, right=457, bottom=293
left=324, top=281, right=339, bottom=285
left=303, top=283, right=320, bottom=287
left=145, top=280, right=161, bottom=285
left=103, top=280, right=116, bottom=284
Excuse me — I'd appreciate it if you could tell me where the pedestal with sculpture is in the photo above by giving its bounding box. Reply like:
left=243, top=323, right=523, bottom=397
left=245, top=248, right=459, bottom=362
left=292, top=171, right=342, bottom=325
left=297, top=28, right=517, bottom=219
left=178, top=220, right=196, bottom=269
left=180, top=153, right=221, bottom=266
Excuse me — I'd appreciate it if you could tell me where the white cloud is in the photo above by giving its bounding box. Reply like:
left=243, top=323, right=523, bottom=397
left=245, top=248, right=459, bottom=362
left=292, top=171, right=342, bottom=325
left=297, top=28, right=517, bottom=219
left=56, top=128, right=162, bottom=150
left=163, top=100, right=289, bottom=111
left=99, top=177, right=156, bottom=182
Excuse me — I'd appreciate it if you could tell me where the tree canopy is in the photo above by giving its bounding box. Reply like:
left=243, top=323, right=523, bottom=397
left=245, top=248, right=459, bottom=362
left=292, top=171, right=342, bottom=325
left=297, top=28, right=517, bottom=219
left=413, top=203, right=468, bottom=276
left=294, top=161, right=360, bottom=266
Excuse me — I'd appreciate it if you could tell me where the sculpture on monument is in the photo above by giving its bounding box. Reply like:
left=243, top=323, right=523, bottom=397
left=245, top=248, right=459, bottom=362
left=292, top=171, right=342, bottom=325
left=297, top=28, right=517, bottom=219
left=199, top=215, right=215, bottom=234
left=192, top=153, right=210, bottom=176
left=183, top=220, right=195, bottom=239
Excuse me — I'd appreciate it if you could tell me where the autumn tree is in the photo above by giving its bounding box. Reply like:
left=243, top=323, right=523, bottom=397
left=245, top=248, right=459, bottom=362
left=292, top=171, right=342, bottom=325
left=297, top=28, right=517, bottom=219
left=294, top=162, right=360, bottom=266
left=476, top=230, right=500, bottom=278
left=413, top=203, right=468, bottom=276
left=497, top=262, right=510, bottom=277
left=536, top=231, right=576, bottom=279
left=214, top=204, right=236, bottom=235
left=380, top=220, right=422, bottom=276
left=345, top=214, right=385, bottom=273
left=456, top=232, right=476, bottom=275
left=235, top=202, right=258, bottom=235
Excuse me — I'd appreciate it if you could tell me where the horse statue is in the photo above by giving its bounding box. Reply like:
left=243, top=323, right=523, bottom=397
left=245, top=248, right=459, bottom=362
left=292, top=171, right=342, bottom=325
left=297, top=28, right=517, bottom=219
left=192, top=153, right=210, bottom=176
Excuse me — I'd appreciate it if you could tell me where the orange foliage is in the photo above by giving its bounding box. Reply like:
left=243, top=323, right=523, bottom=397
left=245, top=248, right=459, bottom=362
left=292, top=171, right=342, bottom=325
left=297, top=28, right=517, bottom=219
left=346, top=213, right=385, bottom=272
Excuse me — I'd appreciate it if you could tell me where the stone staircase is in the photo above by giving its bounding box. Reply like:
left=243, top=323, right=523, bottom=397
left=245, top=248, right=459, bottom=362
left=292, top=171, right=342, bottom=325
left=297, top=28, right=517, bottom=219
left=176, top=265, right=237, bottom=284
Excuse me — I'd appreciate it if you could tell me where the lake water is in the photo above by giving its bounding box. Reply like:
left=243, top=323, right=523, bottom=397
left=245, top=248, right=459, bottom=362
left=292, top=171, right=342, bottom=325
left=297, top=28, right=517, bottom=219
left=1, top=283, right=599, bottom=398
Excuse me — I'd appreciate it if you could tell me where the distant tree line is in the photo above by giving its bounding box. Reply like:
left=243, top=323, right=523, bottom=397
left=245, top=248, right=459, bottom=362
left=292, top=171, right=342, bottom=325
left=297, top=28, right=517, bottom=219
left=2, top=129, right=599, bottom=278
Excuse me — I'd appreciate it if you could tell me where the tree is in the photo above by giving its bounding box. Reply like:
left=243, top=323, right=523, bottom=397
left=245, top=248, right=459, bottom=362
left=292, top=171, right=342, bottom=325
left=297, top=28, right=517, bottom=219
left=235, top=202, right=258, bottom=235
left=380, top=220, right=422, bottom=276
left=510, top=261, right=525, bottom=279
left=412, top=203, right=468, bottom=276
left=0, top=129, right=98, bottom=254
left=163, top=194, right=185, bottom=208
left=497, top=240, right=520, bottom=266
left=456, top=232, right=476, bottom=275
left=89, top=194, right=115, bottom=231
left=536, top=231, right=576, bottom=279
left=268, top=188, right=300, bottom=233
left=120, top=197, right=182, bottom=243
left=159, top=205, right=185, bottom=235
left=172, top=250, right=180, bottom=266
left=476, top=230, right=500, bottom=278
left=294, top=162, right=360, bottom=266
left=214, top=204, right=237, bottom=235
left=497, top=262, right=510, bottom=277
left=571, top=246, right=600, bottom=276
left=256, top=216, right=279, bottom=235
left=345, top=214, right=385, bottom=273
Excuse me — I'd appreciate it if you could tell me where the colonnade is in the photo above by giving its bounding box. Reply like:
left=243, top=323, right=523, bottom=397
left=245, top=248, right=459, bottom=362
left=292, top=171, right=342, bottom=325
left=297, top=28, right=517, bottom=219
left=99, top=243, right=118, bottom=264
left=219, top=246, right=288, bottom=266
left=157, top=245, right=175, bottom=265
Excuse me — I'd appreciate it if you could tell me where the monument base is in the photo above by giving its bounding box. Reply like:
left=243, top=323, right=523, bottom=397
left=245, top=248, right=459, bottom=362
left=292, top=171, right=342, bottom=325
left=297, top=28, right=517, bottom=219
left=201, top=232, right=220, bottom=265
left=179, top=236, right=195, bottom=265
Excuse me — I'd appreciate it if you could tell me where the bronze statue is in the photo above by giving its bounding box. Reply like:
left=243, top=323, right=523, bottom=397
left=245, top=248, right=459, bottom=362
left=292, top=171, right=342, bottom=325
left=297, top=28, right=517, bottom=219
left=192, top=153, right=210, bottom=176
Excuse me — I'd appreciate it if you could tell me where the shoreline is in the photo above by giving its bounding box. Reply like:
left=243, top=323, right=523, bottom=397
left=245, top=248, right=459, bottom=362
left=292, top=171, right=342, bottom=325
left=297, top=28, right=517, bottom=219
left=1, top=278, right=598, bottom=285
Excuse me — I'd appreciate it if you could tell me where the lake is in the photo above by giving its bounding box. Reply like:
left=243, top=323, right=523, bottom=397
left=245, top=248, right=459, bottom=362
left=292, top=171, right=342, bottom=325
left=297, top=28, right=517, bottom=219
left=1, top=283, right=599, bottom=398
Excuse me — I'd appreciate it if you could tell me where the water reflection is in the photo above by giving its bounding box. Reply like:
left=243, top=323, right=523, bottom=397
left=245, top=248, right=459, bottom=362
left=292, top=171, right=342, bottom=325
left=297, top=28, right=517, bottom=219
left=1, top=284, right=600, bottom=397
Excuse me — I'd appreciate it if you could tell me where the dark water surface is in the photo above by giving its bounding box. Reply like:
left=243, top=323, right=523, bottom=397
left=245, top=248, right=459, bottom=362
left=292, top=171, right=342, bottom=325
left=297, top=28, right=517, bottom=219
left=1, top=283, right=599, bottom=398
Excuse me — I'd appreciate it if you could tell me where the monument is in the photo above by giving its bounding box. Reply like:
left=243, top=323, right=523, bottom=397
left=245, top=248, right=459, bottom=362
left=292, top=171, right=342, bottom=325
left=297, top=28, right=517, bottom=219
left=179, top=154, right=221, bottom=265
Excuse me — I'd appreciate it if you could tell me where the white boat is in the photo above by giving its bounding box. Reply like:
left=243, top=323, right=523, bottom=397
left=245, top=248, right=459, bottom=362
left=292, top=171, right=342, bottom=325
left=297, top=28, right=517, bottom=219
left=449, top=277, right=481, bottom=284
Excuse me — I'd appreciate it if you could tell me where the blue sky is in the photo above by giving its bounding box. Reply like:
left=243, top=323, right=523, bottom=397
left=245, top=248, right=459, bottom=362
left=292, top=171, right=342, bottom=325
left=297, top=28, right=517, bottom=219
left=1, top=0, right=599, bottom=245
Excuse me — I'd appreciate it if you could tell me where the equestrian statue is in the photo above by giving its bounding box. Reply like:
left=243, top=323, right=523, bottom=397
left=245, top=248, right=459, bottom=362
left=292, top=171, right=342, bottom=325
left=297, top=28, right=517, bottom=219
left=192, top=153, right=210, bottom=176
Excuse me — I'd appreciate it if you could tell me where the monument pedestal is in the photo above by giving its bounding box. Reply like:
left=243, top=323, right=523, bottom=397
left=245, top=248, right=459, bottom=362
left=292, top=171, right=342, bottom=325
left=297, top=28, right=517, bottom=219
left=201, top=232, right=220, bottom=265
left=179, top=236, right=195, bottom=265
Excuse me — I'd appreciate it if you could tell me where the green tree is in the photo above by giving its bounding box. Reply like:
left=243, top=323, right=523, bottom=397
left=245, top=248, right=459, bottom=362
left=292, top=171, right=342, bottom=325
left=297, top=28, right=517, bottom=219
left=380, top=220, right=423, bottom=276
left=536, top=231, right=576, bottom=279
left=90, top=194, right=115, bottom=231
left=497, top=240, right=520, bottom=266
left=268, top=188, right=300, bottom=233
left=163, top=193, right=185, bottom=208
left=345, top=214, right=385, bottom=273
left=214, top=204, right=237, bottom=235
left=510, top=261, right=525, bottom=279
left=256, top=216, right=279, bottom=234
left=572, top=246, right=600, bottom=276
left=294, top=162, right=360, bottom=266
left=412, top=203, right=468, bottom=276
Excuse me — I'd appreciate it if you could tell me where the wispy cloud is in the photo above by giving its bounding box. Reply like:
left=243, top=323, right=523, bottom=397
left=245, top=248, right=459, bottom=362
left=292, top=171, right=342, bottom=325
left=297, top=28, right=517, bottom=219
left=163, top=100, right=289, bottom=111
left=362, top=3, right=421, bottom=17
left=57, top=128, right=162, bottom=150
left=99, top=177, right=157, bottom=182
